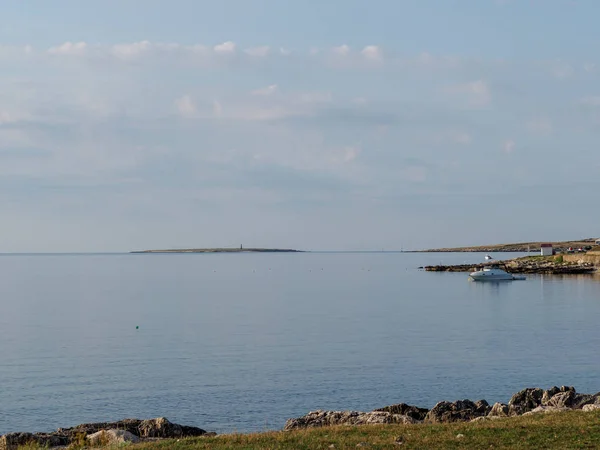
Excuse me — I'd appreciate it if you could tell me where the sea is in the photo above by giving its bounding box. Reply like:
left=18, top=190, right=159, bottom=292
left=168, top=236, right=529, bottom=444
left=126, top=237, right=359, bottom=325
left=1, top=251, right=600, bottom=434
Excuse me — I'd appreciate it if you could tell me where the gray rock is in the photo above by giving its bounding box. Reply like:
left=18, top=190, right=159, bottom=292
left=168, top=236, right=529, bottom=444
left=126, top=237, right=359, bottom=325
left=283, top=410, right=416, bottom=430
left=541, top=387, right=595, bottom=409
left=508, top=388, right=544, bottom=413
left=138, top=417, right=183, bottom=438
left=522, top=405, right=569, bottom=416
left=424, top=399, right=490, bottom=424
left=374, top=403, right=429, bottom=421
left=541, top=386, right=575, bottom=405
left=87, top=429, right=140, bottom=446
left=470, top=416, right=490, bottom=422
left=488, top=402, right=509, bottom=417
left=582, top=404, right=600, bottom=412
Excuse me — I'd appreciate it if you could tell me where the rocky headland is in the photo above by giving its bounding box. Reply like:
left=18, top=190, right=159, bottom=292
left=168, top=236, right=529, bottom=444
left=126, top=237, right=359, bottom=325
left=284, top=385, right=600, bottom=431
left=422, top=255, right=598, bottom=274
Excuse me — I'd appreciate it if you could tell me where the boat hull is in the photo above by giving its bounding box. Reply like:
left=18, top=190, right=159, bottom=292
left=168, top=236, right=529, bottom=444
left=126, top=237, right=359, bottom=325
left=469, top=268, right=516, bottom=281
left=469, top=274, right=514, bottom=281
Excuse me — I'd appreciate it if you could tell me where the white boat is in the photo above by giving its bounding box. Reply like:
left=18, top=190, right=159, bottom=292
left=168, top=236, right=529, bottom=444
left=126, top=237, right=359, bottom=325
left=484, top=254, right=493, bottom=260
left=469, top=264, right=526, bottom=281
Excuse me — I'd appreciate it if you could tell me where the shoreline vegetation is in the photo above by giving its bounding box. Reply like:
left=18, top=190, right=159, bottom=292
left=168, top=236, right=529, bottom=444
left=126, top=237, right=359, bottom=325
left=130, top=248, right=303, bottom=254
left=4, top=386, right=600, bottom=449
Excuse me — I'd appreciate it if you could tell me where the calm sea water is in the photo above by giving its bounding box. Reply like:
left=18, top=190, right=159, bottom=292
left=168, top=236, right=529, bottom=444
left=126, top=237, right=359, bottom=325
left=1, top=252, right=600, bottom=434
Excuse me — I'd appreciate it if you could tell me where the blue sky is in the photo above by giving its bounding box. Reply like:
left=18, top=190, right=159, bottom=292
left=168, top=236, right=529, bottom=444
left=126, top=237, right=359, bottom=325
left=1, top=0, right=600, bottom=252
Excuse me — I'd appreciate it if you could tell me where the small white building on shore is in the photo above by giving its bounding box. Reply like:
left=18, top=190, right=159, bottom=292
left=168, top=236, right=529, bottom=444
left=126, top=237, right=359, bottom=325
left=540, top=243, right=553, bottom=256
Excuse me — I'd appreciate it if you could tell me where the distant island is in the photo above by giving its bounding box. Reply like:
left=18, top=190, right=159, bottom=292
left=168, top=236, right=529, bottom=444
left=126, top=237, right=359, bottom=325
left=418, top=238, right=599, bottom=253
left=130, top=247, right=303, bottom=254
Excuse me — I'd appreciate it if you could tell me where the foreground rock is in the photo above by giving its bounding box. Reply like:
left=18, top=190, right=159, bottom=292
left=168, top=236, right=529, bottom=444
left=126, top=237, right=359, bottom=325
left=424, top=400, right=490, bottom=423
left=283, top=411, right=416, bottom=430
left=285, top=386, right=600, bottom=430
left=0, top=417, right=208, bottom=450
left=87, top=429, right=140, bottom=446
left=374, top=403, right=429, bottom=421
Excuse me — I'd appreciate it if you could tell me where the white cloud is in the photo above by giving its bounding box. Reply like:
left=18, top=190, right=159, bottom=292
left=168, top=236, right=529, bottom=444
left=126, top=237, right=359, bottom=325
left=212, top=100, right=223, bottom=117
left=214, top=41, right=236, bottom=54
left=328, top=145, right=361, bottom=164
left=0, top=111, right=19, bottom=124
left=352, top=97, right=368, bottom=105
left=296, top=91, right=333, bottom=104
left=361, top=45, right=383, bottom=61
left=581, top=96, right=600, bottom=106
left=448, top=80, right=491, bottom=107
left=111, top=40, right=152, bottom=59
left=251, top=84, right=278, bottom=96
left=454, top=132, right=472, bottom=145
left=402, top=166, right=427, bottom=182
left=48, top=41, right=87, bottom=56
left=584, top=62, right=597, bottom=73
left=175, top=95, right=197, bottom=118
left=526, top=118, right=553, bottom=135
left=189, top=89, right=333, bottom=122
left=342, top=146, right=360, bottom=162
left=417, top=52, right=434, bottom=66
left=503, top=139, right=515, bottom=154
left=245, top=46, right=270, bottom=57
left=332, top=45, right=350, bottom=56
left=427, top=130, right=472, bottom=146
left=552, top=61, right=574, bottom=79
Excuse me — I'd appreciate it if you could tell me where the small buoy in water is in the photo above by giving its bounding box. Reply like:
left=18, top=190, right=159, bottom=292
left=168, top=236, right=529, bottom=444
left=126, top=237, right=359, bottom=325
left=136, top=326, right=139, bottom=330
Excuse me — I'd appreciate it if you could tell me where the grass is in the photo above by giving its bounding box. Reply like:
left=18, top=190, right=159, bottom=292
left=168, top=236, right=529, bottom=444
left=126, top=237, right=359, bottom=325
left=18, top=411, right=600, bottom=450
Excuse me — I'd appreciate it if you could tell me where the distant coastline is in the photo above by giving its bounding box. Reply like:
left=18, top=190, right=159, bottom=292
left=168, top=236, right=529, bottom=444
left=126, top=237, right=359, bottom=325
left=130, top=248, right=303, bottom=254
left=418, top=238, right=598, bottom=253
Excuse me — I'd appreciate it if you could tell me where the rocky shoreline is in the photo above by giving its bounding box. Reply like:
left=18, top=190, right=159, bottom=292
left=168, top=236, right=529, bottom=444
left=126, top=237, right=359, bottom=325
left=0, top=417, right=213, bottom=450
left=422, top=256, right=597, bottom=274
left=4, top=386, right=600, bottom=448
left=284, top=386, right=600, bottom=430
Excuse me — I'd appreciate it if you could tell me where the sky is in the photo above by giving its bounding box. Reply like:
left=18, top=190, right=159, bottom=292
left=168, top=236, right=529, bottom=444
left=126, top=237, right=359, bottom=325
left=1, top=0, right=600, bottom=252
